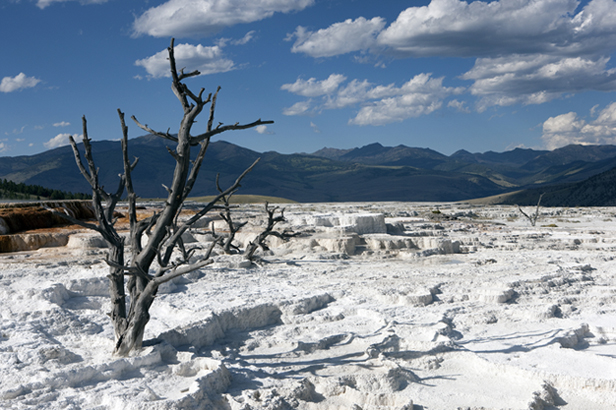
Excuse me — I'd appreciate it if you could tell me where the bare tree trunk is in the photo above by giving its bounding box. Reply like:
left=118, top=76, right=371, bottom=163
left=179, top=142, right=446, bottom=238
left=114, top=281, right=156, bottom=357
left=107, top=245, right=127, bottom=342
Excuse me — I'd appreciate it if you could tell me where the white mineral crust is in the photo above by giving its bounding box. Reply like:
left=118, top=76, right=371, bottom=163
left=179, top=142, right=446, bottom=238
left=1, top=202, right=615, bottom=409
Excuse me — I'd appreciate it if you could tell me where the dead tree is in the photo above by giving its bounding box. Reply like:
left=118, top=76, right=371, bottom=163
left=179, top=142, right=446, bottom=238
left=66, top=38, right=272, bottom=356
left=244, top=202, right=298, bottom=262
left=518, top=193, right=544, bottom=227
left=216, top=175, right=247, bottom=254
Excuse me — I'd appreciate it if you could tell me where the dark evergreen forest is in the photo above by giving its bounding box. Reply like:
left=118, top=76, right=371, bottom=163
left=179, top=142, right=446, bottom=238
left=0, top=179, right=90, bottom=201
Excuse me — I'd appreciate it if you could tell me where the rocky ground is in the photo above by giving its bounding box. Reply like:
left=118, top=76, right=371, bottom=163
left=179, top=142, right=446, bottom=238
left=1, top=202, right=615, bottom=409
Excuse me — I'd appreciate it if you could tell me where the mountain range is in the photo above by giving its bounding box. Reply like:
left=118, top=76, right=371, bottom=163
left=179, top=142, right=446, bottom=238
left=2, top=136, right=616, bottom=205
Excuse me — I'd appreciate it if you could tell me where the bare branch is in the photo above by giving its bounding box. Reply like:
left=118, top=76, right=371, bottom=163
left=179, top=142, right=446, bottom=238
left=68, top=135, right=94, bottom=187
left=119, top=109, right=141, bottom=255
left=131, top=115, right=178, bottom=143
left=183, top=85, right=204, bottom=106
left=185, top=158, right=260, bottom=230
left=68, top=121, right=110, bottom=205
left=130, top=157, right=139, bottom=171
left=180, top=86, right=220, bottom=198
left=103, top=174, right=125, bottom=225
left=155, top=236, right=220, bottom=279
left=169, top=38, right=200, bottom=112
left=178, top=69, right=201, bottom=82
left=191, top=119, right=274, bottom=144
left=182, top=139, right=210, bottom=201
left=166, top=145, right=181, bottom=162
left=131, top=212, right=158, bottom=256
left=207, top=86, right=221, bottom=133
left=154, top=259, right=213, bottom=286
left=80, top=116, right=101, bottom=188
left=49, top=209, right=104, bottom=235
left=67, top=116, right=122, bottom=245
left=105, top=258, right=152, bottom=282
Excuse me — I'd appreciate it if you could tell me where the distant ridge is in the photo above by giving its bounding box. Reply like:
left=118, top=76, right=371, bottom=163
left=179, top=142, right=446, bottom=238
left=450, top=147, right=546, bottom=167
left=486, top=166, right=616, bottom=207
left=312, top=142, right=449, bottom=169
left=1, top=137, right=616, bottom=203
left=311, top=147, right=354, bottom=160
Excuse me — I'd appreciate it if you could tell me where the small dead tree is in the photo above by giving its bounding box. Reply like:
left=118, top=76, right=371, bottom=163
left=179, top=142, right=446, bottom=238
left=216, top=175, right=247, bottom=254
left=244, top=202, right=298, bottom=262
left=65, top=38, right=272, bottom=356
left=518, top=193, right=544, bottom=227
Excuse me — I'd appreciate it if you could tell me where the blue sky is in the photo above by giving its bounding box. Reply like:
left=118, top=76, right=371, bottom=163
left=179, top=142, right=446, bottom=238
left=2, top=0, right=616, bottom=157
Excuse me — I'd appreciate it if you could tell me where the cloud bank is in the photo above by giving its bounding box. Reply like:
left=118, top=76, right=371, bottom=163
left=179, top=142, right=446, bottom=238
left=288, top=0, right=616, bottom=111
left=133, top=0, right=314, bottom=38
left=542, top=103, right=616, bottom=149
left=464, top=55, right=616, bottom=111
left=292, top=0, right=616, bottom=59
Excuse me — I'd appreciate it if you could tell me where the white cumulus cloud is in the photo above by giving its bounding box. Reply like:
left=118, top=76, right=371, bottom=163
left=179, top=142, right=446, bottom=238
left=282, top=100, right=313, bottom=116
left=53, top=121, right=70, bottom=127
left=282, top=73, right=464, bottom=125
left=463, top=55, right=616, bottom=111
left=0, top=73, right=41, bottom=93
left=377, top=0, right=591, bottom=57
left=542, top=103, right=616, bottom=149
left=44, top=133, right=74, bottom=149
left=350, top=74, right=464, bottom=125
left=324, top=79, right=401, bottom=110
left=135, top=43, right=234, bottom=78
left=133, top=0, right=314, bottom=38
left=255, top=124, right=274, bottom=134
left=281, top=74, right=346, bottom=97
left=290, top=17, right=386, bottom=58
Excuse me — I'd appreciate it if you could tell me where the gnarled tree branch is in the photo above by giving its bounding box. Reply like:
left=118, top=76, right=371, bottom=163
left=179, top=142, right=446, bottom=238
left=191, top=119, right=274, bottom=145
left=131, top=115, right=178, bottom=143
